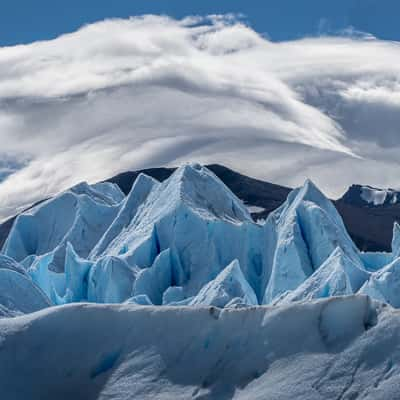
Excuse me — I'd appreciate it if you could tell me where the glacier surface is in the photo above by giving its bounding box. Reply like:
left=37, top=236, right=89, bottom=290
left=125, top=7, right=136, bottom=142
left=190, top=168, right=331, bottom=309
left=0, top=296, right=399, bottom=400
left=1, top=163, right=400, bottom=398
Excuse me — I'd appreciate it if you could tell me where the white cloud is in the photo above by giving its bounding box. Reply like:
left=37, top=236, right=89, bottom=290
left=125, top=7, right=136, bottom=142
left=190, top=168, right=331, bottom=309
left=0, top=15, right=400, bottom=219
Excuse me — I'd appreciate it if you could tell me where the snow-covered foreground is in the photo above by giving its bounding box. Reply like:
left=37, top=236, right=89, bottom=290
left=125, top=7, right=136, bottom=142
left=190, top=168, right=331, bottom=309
left=1, top=163, right=400, bottom=398
left=1, top=295, right=399, bottom=400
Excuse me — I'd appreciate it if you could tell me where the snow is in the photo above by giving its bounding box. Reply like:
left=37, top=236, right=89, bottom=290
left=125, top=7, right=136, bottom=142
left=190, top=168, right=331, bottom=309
left=0, top=296, right=398, bottom=399
left=361, top=186, right=388, bottom=205
left=359, top=185, right=400, bottom=206
left=246, top=205, right=266, bottom=213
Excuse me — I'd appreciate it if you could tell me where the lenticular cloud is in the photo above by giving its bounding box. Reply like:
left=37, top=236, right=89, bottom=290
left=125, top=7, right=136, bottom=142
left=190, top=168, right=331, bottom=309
left=1, top=15, right=400, bottom=219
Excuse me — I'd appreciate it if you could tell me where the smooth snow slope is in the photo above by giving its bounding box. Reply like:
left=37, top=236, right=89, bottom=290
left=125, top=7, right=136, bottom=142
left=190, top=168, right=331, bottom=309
left=0, top=296, right=398, bottom=400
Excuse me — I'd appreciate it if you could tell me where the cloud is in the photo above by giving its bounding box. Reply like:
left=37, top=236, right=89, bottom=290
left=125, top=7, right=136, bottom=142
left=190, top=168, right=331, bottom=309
left=0, top=15, right=400, bottom=219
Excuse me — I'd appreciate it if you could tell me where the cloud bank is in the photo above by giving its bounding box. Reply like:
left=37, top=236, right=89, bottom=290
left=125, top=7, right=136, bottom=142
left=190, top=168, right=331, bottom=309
left=1, top=15, right=400, bottom=219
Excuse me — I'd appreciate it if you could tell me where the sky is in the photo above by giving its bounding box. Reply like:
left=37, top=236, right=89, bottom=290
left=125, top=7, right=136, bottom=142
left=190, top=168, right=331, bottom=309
left=1, top=0, right=400, bottom=45
left=1, top=2, right=400, bottom=219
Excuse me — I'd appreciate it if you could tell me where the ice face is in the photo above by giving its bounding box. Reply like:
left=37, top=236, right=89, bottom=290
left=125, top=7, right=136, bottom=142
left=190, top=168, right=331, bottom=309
left=359, top=257, right=400, bottom=307
left=0, top=254, right=28, bottom=276
left=0, top=268, right=51, bottom=317
left=277, top=247, right=369, bottom=305
left=88, top=256, right=137, bottom=304
left=89, top=181, right=125, bottom=204
left=391, top=222, right=400, bottom=259
left=263, top=179, right=363, bottom=304
left=263, top=210, right=313, bottom=304
left=97, top=164, right=266, bottom=302
left=90, top=174, right=159, bottom=259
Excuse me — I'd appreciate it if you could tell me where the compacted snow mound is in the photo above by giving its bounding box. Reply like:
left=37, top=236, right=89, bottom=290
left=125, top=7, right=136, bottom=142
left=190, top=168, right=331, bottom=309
left=1, top=296, right=397, bottom=400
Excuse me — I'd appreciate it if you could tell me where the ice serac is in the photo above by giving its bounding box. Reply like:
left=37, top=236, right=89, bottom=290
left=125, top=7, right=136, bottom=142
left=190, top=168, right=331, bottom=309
left=391, top=222, right=400, bottom=259
left=90, top=182, right=125, bottom=204
left=60, top=243, right=93, bottom=304
left=263, top=179, right=363, bottom=304
left=359, top=257, right=400, bottom=307
left=277, top=247, right=369, bottom=305
left=132, top=248, right=174, bottom=305
left=0, top=268, right=51, bottom=317
left=190, top=259, right=258, bottom=307
left=101, top=163, right=266, bottom=301
left=2, top=181, right=123, bottom=271
left=88, top=256, right=137, bottom=303
left=91, top=174, right=159, bottom=259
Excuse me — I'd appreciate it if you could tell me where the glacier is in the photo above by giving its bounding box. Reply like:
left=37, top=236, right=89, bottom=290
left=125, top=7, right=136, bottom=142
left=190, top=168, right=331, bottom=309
left=2, top=163, right=399, bottom=309
left=276, top=247, right=368, bottom=305
left=2, top=181, right=124, bottom=272
left=1, top=163, right=400, bottom=398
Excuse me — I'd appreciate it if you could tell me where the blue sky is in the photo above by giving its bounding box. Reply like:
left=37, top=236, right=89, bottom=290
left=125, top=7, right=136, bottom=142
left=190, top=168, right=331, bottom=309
left=0, top=0, right=399, bottom=45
